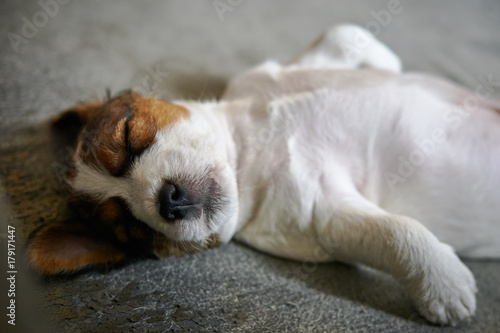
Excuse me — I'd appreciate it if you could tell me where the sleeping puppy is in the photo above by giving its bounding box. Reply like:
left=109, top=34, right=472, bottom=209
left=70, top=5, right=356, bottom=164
left=29, top=25, right=500, bottom=325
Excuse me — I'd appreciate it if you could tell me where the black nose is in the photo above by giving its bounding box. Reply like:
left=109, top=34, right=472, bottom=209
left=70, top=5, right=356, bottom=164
left=158, top=182, right=198, bottom=221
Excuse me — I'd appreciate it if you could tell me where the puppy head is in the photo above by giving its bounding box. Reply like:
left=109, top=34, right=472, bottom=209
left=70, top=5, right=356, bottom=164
left=29, top=91, right=238, bottom=274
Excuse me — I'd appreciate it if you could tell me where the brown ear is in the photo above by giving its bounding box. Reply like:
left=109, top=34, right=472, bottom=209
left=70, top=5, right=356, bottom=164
left=27, top=222, right=127, bottom=275
left=52, top=101, right=102, bottom=135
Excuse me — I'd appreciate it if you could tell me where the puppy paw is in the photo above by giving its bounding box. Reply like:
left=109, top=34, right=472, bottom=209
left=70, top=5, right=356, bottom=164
left=408, top=244, right=477, bottom=326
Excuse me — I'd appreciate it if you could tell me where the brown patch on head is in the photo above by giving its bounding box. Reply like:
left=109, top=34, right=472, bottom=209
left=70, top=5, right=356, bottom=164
left=133, top=95, right=189, bottom=130
left=54, top=90, right=188, bottom=177
left=78, top=92, right=157, bottom=176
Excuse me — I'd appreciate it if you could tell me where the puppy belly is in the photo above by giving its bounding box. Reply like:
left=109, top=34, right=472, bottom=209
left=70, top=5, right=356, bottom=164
left=379, top=108, right=500, bottom=258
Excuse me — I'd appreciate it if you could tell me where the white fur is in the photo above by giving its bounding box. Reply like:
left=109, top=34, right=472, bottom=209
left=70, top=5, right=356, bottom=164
left=72, top=25, right=500, bottom=325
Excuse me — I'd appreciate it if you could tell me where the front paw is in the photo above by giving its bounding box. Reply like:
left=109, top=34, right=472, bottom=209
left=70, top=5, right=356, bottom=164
left=407, top=244, right=477, bottom=326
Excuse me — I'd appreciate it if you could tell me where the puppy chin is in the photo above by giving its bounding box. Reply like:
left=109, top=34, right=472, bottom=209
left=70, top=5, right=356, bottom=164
left=160, top=217, right=211, bottom=242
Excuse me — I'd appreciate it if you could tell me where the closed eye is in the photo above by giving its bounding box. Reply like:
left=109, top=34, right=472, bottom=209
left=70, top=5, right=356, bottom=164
left=113, top=111, right=156, bottom=177
left=78, top=102, right=157, bottom=177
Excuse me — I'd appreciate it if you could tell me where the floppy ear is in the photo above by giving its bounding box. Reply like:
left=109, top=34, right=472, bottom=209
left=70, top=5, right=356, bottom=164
left=52, top=101, right=103, bottom=136
left=27, top=222, right=127, bottom=275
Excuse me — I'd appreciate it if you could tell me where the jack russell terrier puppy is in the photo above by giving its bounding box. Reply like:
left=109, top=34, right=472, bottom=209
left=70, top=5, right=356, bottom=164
left=28, top=25, right=500, bottom=325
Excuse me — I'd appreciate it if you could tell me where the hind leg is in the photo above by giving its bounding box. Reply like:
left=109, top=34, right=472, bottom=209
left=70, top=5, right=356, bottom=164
left=288, top=24, right=401, bottom=72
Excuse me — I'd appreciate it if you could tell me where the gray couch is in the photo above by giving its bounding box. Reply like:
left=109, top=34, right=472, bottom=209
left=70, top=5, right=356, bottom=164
left=1, top=1, right=499, bottom=332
